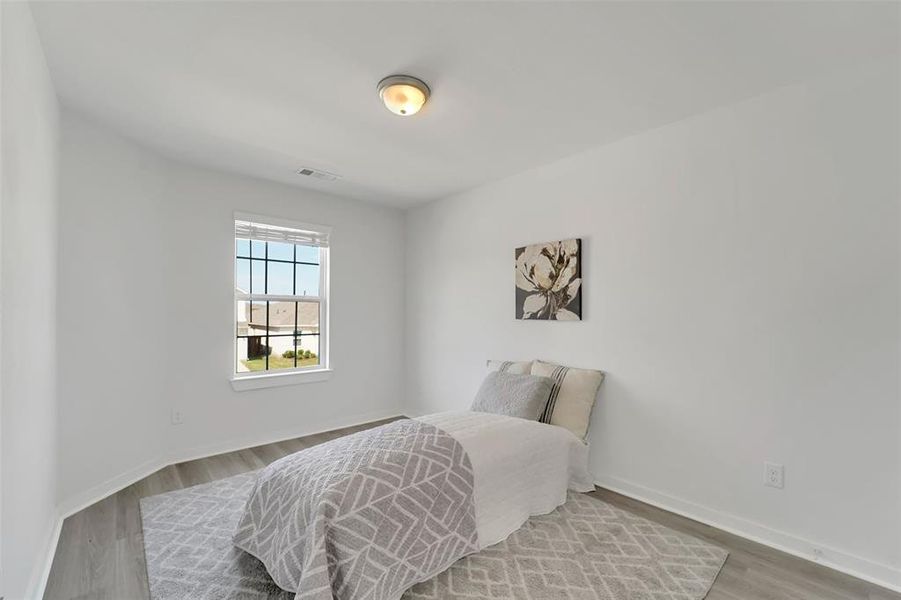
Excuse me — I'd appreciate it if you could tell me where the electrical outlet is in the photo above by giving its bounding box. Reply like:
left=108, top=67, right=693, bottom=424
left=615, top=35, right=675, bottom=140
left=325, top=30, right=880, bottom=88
left=171, top=408, right=184, bottom=425
left=812, top=548, right=825, bottom=562
left=764, top=462, right=784, bottom=489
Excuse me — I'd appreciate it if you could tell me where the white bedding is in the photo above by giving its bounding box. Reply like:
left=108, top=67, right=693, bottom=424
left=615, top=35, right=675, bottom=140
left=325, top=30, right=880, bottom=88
left=415, top=410, right=594, bottom=548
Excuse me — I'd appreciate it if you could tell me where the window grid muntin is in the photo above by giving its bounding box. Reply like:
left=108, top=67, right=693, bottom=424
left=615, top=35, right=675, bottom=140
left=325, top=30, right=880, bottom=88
left=236, top=333, right=319, bottom=339
left=264, top=242, right=269, bottom=370
left=236, top=256, right=319, bottom=267
left=235, top=237, right=324, bottom=376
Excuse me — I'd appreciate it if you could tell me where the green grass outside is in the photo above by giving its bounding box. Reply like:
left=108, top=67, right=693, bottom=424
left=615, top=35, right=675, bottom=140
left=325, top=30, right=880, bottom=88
left=241, top=355, right=320, bottom=372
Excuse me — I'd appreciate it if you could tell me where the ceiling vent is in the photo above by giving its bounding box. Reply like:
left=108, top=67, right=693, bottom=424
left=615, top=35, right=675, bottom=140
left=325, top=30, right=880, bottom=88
left=296, top=167, right=341, bottom=182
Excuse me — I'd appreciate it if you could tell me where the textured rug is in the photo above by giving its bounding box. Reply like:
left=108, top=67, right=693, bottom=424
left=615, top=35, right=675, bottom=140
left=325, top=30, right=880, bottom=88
left=140, top=472, right=727, bottom=600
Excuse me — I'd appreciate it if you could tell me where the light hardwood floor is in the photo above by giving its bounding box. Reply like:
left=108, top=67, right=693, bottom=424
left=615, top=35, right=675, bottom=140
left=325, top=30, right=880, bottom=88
left=44, top=417, right=898, bottom=600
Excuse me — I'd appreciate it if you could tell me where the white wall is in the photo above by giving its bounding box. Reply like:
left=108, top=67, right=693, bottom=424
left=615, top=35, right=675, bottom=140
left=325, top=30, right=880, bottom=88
left=0, top=2, right=61, bottom=598
left=405, top=56, right=900, bottom=588
left=57, top=111, right=406, bottom=510
left=55, top=112, right=170, bottom=509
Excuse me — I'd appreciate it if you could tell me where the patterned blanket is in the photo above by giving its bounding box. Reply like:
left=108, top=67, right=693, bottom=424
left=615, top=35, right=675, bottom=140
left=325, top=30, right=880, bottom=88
left=233, top=419, right=479, bottom=600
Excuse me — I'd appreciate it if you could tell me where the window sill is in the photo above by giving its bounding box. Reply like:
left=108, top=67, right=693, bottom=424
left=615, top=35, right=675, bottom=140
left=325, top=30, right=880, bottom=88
left=230, top=368, right=332, bottom=391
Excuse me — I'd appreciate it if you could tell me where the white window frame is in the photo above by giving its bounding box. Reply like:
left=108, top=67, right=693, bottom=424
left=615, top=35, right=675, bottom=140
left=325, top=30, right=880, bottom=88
left=231, top=212, right=331, bottom=391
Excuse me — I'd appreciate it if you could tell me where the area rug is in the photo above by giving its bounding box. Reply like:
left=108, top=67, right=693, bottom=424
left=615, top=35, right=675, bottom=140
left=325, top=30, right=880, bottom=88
left=140, top=472, right=727, bottom=600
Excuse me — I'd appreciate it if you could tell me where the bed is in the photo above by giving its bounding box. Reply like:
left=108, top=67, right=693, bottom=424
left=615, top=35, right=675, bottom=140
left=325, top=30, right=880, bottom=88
left=416, top=411, right=594, bottom=547
left=233, top=361, right=603, bottom=600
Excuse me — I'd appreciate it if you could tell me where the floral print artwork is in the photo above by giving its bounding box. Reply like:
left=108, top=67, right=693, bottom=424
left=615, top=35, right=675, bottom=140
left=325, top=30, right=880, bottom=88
left=515, top=238, right=582, bottom=320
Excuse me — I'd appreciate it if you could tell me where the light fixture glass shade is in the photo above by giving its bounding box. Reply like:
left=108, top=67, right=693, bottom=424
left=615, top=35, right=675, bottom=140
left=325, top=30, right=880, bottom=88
left=378, top=75, right=430, bottom=116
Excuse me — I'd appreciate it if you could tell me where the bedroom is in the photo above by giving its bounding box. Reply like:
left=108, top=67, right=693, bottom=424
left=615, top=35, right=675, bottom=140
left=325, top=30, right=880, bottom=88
left=1, top=1, right=899, bottom=599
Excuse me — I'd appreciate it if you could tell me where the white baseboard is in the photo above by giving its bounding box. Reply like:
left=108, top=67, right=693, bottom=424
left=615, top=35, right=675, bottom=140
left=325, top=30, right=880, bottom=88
left=55, top=407, right=403, bottom=520
left=25, top=514, right=63, bottom=600
left=56, top=455, right=171, bottom=522
left=401, top=406, right=427, bottom=418
left=594, top=474, right=901, bottom=594
left=167, top=407, right=404, bottom=467
left=36, top=408, right=405, bottom=600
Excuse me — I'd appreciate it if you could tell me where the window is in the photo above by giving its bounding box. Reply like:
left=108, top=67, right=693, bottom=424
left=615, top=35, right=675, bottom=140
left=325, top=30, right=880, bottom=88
left=233, top=214, right=330, bottom=384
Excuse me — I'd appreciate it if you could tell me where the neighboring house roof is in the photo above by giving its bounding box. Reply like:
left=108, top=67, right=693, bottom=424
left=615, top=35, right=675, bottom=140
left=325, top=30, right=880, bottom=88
left=247, top=301, right=319, bottom=330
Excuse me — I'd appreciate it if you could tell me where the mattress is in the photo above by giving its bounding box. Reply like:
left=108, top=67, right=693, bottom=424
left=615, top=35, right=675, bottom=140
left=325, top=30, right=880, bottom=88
left=415, top=410, right=595, bottom=548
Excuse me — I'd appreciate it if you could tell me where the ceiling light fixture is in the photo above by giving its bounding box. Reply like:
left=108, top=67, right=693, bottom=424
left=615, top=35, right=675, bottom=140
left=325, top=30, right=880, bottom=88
left=377, top=75, right=430, bottom=116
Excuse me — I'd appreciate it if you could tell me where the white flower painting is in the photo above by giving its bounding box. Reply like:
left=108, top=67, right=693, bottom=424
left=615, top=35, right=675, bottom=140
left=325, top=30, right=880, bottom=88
left=515, top=238, right=582, bottom=320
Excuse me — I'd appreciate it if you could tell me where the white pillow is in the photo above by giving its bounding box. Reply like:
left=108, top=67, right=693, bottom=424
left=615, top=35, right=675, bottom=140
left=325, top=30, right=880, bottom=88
left=530, top=360, right=604, bottom=441
left=486, top=359, right=533, bottom=375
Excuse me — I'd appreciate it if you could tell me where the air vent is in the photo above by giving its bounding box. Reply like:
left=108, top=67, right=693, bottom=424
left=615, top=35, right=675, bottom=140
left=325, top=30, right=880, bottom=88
left=296, top=167, right=341, bottom=182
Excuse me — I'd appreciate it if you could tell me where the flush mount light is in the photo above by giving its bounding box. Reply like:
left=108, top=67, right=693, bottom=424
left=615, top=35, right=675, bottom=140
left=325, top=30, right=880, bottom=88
left=377, top=75, right=430, bottom=116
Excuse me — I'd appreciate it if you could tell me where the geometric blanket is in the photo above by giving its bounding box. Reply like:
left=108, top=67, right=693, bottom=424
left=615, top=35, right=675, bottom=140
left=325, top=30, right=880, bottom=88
left=232, top=419, right=479, bottom=599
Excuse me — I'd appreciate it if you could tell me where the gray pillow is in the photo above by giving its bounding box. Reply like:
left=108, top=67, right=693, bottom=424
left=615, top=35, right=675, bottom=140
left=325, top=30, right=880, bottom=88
left=471, top=371, right=554, bottom=420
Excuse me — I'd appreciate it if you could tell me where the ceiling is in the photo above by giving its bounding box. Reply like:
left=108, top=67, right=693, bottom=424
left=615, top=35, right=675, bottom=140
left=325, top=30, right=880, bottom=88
left=31, top=1, right=899, bottom=207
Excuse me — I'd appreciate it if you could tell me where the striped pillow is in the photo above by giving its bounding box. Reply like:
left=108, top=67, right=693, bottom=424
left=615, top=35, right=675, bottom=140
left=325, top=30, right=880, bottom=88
left=531, top=360, right=604, bottom=441
left=486, top=359, right=533, bottom=375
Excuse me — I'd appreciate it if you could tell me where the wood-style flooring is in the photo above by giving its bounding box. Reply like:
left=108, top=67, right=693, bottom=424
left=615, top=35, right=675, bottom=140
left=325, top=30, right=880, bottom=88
left=43, top=417, right=898, bottom=600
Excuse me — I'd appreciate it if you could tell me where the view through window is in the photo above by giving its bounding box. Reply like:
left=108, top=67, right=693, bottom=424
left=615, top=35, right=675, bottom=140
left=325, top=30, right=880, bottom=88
left=234, top=217, right=329, bottom=375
